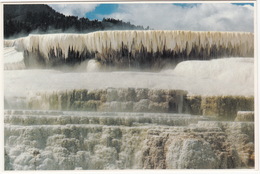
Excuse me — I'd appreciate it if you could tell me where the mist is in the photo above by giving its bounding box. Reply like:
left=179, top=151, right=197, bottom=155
left=3, top=3, right=256, bottom=170
left=9, top=30, right=253, bottom=73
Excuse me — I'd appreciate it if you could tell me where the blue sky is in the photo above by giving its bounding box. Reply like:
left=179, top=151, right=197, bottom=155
left=49, top=3, right=254, bottom=32
left=86, top=4, right=119, bottom=20
left=232, top=3, right=254, bottom=6
left=85, top=3, right=254, bottom=20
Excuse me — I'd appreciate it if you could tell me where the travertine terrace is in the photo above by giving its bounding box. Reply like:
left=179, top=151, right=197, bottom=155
left=4, top=30, right=255, bottom=170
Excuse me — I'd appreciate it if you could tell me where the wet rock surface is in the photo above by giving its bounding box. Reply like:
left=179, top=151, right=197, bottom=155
left=4, top=31, right=255, bottom=171
left=4, top=110, right=254, bottom=170
left=26, top=88, right=254, bottom=120
left=235, top=111, right=254, bottom=122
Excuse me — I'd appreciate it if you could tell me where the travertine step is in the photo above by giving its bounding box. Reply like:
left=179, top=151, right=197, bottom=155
left=4, top=110, right=255, bottom=170
left=4, top=110, right=208, bottom=126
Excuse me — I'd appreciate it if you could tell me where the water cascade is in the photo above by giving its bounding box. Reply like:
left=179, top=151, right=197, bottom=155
left=4, top=30, right=255, bottom=170
left=4, top=110, right=254, bottom=170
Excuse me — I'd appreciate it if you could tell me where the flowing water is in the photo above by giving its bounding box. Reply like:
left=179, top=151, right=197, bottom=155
left=4, top=30, right=255, bottom=170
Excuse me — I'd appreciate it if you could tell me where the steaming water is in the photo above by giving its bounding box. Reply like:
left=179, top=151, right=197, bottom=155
left=4, top=57, right=254, bottom=104
left=4, top=47, right=25, bottom=70
left=4, top=31, right=255, bottom=170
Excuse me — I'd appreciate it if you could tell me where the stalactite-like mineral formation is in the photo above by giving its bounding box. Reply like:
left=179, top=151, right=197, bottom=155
left=4, top=30, right=255, bottom=170
left=12, top=31, right=254, bottom=69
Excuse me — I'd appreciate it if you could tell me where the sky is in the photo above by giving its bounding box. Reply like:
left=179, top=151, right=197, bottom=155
left=49, top=3, right=254, bottom=32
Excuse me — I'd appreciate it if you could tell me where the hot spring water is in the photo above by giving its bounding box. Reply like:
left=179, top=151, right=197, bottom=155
left=4, top=30, right=255, bottom=170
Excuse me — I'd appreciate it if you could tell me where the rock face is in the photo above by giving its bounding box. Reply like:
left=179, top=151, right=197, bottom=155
left=185, top=95, right=254, bottom=120
left=165, top=138, right=218, bottom=169
left=28, top=88, right=187, bottom=114
left=235, top=111, right=254, bottom=122
left=26, top=88, right=254, bottom=120
left=4, top=110, right=254, bottom=170
left=142, top=121, right=254, bottom=169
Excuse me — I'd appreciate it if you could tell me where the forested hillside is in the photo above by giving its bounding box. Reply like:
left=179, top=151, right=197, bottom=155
left=4, top=4, right=146, bottom=38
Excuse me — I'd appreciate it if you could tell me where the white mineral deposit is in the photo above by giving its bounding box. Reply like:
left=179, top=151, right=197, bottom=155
left=4, top=30, right=255, bottom=170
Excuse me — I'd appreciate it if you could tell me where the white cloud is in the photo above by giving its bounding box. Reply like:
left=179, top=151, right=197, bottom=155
left=49, top=4, right=98, bottom=17
left=103, top=3, right=254, bottom=32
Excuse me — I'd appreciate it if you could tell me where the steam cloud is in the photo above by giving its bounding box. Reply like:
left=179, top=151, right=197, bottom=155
left=101, top=3, right=254, bottom=32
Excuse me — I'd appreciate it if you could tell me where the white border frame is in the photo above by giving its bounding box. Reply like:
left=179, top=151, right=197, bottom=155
left=0, top=1, right=258, bottom=174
